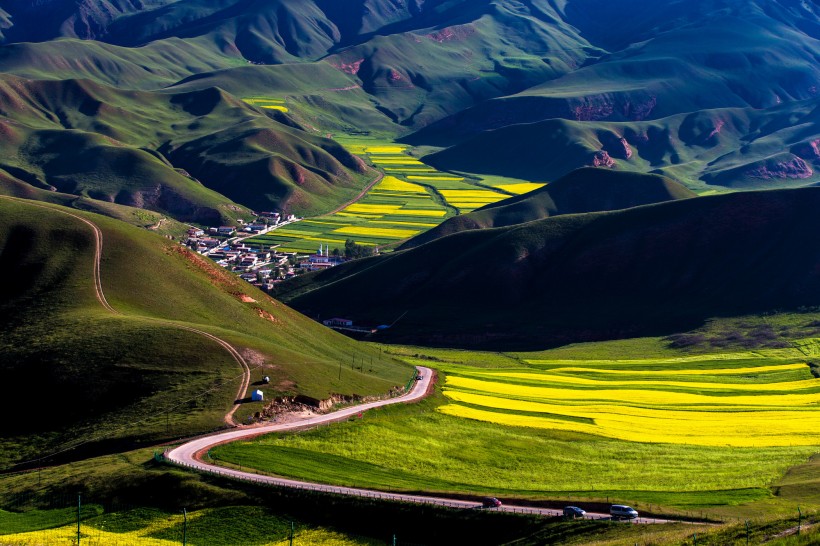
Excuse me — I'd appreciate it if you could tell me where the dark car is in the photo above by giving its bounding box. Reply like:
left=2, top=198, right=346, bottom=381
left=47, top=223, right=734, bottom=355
left=481, top=497, right=502, bottom=508
left=563, top=506, right=586, bottom=519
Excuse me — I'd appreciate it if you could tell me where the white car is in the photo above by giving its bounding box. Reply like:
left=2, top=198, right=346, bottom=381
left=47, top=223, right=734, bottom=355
left=610, top=505, right=638, bottom=520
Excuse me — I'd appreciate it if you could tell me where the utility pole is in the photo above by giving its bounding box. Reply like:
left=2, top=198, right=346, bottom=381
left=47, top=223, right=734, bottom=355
left=183, top=508, right=188, bottom=546
left=77, top=494, right=81, bottom=546
left=289, top=521, right=294, bottom=546
left=745, top=520, right=750, bottom=545
left=798, top=506, right=802, bottom=535
left=338, top=360, right=342, bottom=380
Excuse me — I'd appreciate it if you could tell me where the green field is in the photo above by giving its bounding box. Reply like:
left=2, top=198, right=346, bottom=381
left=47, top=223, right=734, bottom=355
left=0, top=198, right=412, bottom=469
left=0, top=505, right=376, bottom=545
left=213, top=342, right=820, bottom=517
left=245, top=140, right=533, bottom=253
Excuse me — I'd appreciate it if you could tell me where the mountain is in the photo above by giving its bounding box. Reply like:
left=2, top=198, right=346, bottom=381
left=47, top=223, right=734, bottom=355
left=280, top=187, right=820, bottom=349
left=0, top=198, right=410, bottom=468
left=401, top=169, right=696, bottom=249
left=407, top=0, right=820, bottom=144
left=0, top=75, right=374, bottom=220
left=421, top=100, right=820, bottom=189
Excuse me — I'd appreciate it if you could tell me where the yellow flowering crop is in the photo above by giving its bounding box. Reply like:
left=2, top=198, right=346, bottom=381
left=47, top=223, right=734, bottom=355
left=366, top=145, right=407, bottom=153
left=375, top=176, right=428, bottom=194
left=407, top=175, right=465, bottom=181
left=390, top=209, right=447, bottom=217
left=444, top=375, right=820, bottom=407
left=494, top=183, right=546, bottom=194
left=344, top=204, right=402, bottom=214
left=334, top=226, right=421, bottom=238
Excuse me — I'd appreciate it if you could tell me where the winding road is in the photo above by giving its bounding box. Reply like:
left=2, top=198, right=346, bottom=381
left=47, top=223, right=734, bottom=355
left=165, top=367, right=676, bottom=524
left=5, top=196, right=680, bottom=524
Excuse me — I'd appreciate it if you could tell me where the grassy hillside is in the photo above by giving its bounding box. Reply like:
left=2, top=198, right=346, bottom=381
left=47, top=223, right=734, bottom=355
left=0, top=75, right=375, bottom=219
left=0, top=198, right=410, bottom=469
left=281, top=187, right=820, bottom=349
left=402, top=168, right=695, bottom=249
left=420, top=100, right=820, bottom=190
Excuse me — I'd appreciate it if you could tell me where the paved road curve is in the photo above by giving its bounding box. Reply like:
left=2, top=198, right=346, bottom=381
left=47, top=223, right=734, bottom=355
left=166, top=367, right=676, bottom=524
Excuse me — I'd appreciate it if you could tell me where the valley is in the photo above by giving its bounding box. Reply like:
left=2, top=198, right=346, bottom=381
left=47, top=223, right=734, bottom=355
left=2, top=0, right=820, bottom=545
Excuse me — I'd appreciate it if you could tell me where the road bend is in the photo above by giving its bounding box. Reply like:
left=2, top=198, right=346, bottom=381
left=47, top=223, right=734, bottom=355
left=7, top=197, right=683, bottom=523
left=166, top=367, right=676, bottom=524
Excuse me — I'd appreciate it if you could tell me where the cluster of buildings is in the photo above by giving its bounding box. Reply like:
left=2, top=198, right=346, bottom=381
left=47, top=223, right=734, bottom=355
left=182, top=213, right=349, bottom=292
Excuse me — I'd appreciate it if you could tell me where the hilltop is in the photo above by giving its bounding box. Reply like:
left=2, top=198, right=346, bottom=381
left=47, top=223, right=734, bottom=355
left=402, top=169, right=695, bottom=249
left=0, top=75, right=374, bottom=221
left=281, top=187, right=820, bottom=349
left=0, top=198, right=410, bottom=469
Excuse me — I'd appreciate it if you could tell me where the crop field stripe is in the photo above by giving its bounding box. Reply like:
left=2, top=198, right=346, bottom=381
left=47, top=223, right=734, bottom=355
left=438, top=404, right=820, bottom=447
left=445, top=375, right=820, bottom=406
left=455, top=371, right=820, bottom=391
left=545, top=363, right=809, bottom=375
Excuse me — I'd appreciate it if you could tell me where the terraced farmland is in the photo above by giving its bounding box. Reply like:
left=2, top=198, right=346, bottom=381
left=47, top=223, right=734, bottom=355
left=245, top=141, right=535, bottom=253
left=440, top=358, right=820, bottom=447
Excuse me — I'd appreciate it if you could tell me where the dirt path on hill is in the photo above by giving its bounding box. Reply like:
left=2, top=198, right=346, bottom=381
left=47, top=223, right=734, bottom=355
left=328, top=169, right=384, bottom=215
left=0, top=196, right=252, bottom=425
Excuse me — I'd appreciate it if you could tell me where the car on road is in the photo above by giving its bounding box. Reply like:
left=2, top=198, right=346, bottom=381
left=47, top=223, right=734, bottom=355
left=481, top=497, right=502, bottom=508
left=610, top=505, right=639, bottom=520
left=563, top=506, right=586, bottom=519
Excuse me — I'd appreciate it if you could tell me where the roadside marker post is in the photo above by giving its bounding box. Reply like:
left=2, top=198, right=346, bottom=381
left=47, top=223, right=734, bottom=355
left=77, top=494, right=81, bottom=546
left=183, top=508, right=187, bottom=545
left=798, top=506, right=802, bottom=535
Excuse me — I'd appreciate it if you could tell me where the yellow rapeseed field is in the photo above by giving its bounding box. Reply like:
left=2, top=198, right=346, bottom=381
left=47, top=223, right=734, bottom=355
left=438, top=403, right=820, bottom=447
left=365, top=145, right=406, bottom=153
left=406, top=175, right=466, bottom=181
left=444, top=375, right=820, bottom=406
left=465, top=371, right=820, bottom=391
left=438, top=190, right=506, bottom=199
left=440, top=357, right=820, bottom=447
left=261, top=105, right=289, bottom=112
left=334, top=226, right=422, bottom=238
left=390, top=209, right=447, bottom=217
left=494, top=182, right=546, bottom=194
left=369, top=158, right=424, bottom=165
left=375, top=176, right=428, bottom=194
left=344, top=204, right=402, bottom=214
left=546, top=363, right=809, bottom=375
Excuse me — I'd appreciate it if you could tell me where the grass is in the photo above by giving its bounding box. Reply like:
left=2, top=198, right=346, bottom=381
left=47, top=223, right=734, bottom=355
left=245, top=139, right=525, bottom=254
left=0, top=199, right=412, bottom=468
left=0, top=505, right=380, bottom=545
left=212, top=336, right=820, bottom=520
left=211, top=391, right=816, bottom=512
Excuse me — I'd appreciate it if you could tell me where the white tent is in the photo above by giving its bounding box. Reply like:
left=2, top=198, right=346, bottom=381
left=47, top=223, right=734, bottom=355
left=252, top=390, right=264, bottom=402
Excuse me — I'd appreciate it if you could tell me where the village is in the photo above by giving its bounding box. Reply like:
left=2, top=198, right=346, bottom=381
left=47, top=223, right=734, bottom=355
left=182, top=211, right=346, bottom=293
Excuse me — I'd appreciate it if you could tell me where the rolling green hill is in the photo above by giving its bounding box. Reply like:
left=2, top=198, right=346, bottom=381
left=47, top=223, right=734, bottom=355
left=0, top=197, right=410, bottom=469
left=281, top=187, right=820, bottom=349
left=421, top=100, right=820, bottom=190
left=401, top=168, right=696, bottom=249
left=0, top=75, right=375, bottom=220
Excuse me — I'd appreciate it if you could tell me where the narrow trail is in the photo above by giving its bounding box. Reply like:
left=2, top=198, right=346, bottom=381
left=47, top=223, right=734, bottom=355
left=328, top=169, right=384, bottom=215
left=1, top=196, right=252, bottom=425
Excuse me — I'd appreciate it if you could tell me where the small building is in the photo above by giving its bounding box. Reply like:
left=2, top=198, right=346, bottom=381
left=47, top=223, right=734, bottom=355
left=187, top=228, right=205, bottom=237
left=217, top=226, right=236, bottom=236
left=323, top=318, right=354, bottom=328
left=251, top=390, right=264, bottom=402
